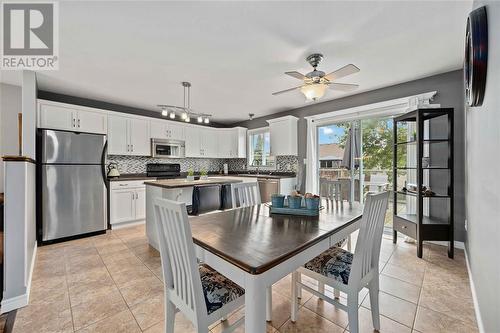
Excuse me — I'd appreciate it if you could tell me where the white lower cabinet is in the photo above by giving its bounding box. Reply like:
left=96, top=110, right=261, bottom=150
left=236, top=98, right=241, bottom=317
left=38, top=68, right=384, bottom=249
left=110, top=180, right=147, bottom=228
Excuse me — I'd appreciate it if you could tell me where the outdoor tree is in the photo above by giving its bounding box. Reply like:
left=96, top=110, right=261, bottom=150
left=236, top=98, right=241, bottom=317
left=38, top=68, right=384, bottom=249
left=336, top=119, right=408, bottom=180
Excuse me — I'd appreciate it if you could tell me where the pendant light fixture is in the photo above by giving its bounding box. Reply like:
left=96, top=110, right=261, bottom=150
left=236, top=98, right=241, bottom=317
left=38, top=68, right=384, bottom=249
left=157, top=82, right=212, bottom=124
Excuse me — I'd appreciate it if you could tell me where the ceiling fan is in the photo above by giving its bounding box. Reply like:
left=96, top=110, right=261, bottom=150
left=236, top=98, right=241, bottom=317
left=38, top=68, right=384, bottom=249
left=273, top=53, right=360, bottom=101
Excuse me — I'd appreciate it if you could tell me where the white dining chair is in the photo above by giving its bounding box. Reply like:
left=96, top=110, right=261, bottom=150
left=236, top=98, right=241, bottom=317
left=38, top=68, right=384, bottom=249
left=153, top=198, right=245, bottom=333
left=230, top=181, right=261, bottom=208
left=229, top=181, right=276, bottom=321
left=290, top=191, right=389, bottom=333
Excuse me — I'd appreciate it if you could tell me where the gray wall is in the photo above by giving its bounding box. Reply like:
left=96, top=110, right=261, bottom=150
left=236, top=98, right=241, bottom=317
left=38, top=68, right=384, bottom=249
left=232, top=70, right=466, bottom=241
left=0, top=83, right=22, bottom=192
left=465, top=2, right=500, bottom=332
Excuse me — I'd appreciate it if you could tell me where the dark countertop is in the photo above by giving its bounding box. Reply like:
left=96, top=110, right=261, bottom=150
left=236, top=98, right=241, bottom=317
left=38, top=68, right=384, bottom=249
left=108, top=173, right=151, bottom=182
left=108, top=171, right=297, bottom=182
left=145, top=177, right=242, bottom=189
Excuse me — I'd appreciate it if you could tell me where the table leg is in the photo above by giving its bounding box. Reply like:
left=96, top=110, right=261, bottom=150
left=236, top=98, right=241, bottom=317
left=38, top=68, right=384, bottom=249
left=245, top=274, right=267, bottom=333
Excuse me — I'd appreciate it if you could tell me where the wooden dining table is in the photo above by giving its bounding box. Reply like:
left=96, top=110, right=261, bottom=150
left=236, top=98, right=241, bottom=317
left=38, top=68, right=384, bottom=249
left=187, top=202, right=364, bottom=333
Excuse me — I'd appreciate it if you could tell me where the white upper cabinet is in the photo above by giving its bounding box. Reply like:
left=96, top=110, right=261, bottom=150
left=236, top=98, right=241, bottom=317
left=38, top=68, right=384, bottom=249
left=218, top=127, right=247, bottom=158
left=200, top=128, right=218, bottom=158
left=37, top=99, right=248, bottom=159
left=267, top=116, right=298, bottom=156
left=128, top=118, right=150, bottom=156
left=185, top=126, right=201, bottom=157
left=167, top=122, right=185, bottom=141
left=108, top=114, right=150, bottom=156
left=107, top=115, right=129, bottom=155
left=38, top=100, right=107, bottom=134
left=150, top=120, right=185, bottom=141
left=185, top=126, right=219, bottom=158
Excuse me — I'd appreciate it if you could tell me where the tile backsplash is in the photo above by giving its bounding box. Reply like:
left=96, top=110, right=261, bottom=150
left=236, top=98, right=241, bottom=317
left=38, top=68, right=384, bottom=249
left=107, top=155, right=299, bottom=174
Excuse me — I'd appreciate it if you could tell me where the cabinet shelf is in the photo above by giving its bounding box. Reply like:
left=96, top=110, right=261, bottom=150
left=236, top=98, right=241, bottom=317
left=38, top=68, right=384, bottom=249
left=395, top=213, right=450, bottom=225
left=395, top=191, right=450, bottom=198
left=395, top=166, right=450, bottom=170
left=394, top=139, right=449, bottom=146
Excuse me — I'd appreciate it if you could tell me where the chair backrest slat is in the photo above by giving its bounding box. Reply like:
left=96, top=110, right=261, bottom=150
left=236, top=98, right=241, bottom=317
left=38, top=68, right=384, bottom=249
left=231, top=182, right=261, bottom=208
left=153, top=198, right=207, bottom=324
left=350, top=191, right=389, bottom=285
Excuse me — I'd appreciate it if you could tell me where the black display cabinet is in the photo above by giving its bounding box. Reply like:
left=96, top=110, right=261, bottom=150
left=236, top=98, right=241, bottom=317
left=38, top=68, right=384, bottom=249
left=392, top=108, right=454, bottom=258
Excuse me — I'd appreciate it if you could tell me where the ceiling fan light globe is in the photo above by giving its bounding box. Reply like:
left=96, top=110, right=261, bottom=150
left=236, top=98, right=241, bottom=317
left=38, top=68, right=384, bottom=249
left=301, top=84, right=327, bottom=101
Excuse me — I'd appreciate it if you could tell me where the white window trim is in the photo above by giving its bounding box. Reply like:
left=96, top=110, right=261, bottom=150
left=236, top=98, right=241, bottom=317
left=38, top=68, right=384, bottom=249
left=247, top=127, right=276, bottom=170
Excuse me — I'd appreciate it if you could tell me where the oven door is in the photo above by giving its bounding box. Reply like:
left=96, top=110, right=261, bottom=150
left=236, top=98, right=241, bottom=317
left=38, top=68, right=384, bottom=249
left=152, top=139, right=185, bottom=158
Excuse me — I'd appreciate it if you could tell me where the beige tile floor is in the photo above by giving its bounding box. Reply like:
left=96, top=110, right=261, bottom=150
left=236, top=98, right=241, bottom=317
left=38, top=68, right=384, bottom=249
left=11, top=225, right=479, bottom=333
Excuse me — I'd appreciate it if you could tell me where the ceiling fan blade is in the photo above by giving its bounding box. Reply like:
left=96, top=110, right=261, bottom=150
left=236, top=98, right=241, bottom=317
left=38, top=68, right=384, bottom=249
left=272, top=86, right=303, bottom=95
left=327, top=82, right=359, bottom=92
left=285, top=71, right=306, bottom=80
left=324, top=64, right=360, bottom=81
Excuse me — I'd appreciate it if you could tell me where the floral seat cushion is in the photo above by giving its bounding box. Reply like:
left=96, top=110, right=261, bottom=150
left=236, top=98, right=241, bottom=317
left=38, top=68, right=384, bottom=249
left=304, top=247, right=353, bottom=285
left=199, top=264, right=245, bottom=315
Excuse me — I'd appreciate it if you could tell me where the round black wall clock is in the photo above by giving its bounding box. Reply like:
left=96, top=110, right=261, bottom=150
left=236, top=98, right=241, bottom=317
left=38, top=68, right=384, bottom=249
left=465, top=6, right=488, bottom=107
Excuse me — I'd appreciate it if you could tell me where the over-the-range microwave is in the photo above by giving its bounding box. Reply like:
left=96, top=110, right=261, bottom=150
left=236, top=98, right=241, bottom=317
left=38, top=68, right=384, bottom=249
left=151, top=138, right=185, bottom=158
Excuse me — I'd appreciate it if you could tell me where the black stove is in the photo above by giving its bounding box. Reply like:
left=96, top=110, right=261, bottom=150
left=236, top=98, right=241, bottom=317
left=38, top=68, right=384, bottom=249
left=146, top=163, right=181, bottom=179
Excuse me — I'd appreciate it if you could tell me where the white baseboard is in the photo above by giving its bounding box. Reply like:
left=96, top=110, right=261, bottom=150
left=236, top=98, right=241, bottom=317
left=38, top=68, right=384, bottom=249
left=111, top=220, right=145, bottom=230
left=464, top=248, right=485, bottom=333
left=0, top=293, right=28, bottom=314
left=426, top=240, right=465, bottom=250
left=0, top=242, right=37, bottom=314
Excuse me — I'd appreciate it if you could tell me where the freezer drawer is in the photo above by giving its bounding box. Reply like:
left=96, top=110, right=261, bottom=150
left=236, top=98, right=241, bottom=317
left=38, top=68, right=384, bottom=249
left=42, top=165, right=106, bottom=241
left=41, top=130, right=105, bottom=164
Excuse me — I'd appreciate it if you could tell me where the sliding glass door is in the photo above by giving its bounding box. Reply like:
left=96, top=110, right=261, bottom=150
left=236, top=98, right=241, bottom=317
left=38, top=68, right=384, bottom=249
left=318, top=116, right=396, bottom=227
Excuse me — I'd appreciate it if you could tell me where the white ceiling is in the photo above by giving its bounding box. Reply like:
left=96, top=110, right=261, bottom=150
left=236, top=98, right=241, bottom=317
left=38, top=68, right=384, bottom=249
left=0, top=1, right=472, bottom=123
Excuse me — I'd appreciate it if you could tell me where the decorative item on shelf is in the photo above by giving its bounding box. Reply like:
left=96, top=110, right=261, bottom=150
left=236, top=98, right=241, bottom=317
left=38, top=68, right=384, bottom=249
left=157, top=82, right=212, bottom=124
left=421, top=186, right=436, bottom=197
left=186, top=168, right=195, bottom=181
left=200, top=169, right=208, bottom=180
left=465, top=6, right=488, bottom=107
left=422, top=156, right=430, bottom=168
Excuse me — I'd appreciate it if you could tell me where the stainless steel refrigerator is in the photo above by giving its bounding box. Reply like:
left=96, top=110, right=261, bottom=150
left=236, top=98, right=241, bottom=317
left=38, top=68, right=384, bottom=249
left=40, top=130, right=107, bottom=242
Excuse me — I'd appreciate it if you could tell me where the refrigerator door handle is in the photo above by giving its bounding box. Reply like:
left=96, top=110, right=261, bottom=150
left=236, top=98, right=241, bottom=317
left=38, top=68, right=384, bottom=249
left=101, top=141, right=108, bottom=189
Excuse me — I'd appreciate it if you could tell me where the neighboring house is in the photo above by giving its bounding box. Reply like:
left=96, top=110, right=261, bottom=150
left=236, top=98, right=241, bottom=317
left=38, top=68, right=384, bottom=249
left=319, top=143, right=344, bottom=169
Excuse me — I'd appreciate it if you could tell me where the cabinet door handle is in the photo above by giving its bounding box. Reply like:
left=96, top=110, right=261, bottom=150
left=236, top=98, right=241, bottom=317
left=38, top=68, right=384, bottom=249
left=136, top=193, right=139, bottom=199
left=78, top=119, right=81, bottom=128
left=131, top=144, right=134, bottom=152
left=132, top=193, right=134, bottom=200
left=73, top=118, right=76, bottom=128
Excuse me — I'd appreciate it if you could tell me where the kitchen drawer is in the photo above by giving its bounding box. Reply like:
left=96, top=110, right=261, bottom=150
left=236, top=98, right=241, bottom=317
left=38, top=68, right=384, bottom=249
left=110, top=180, right=148, bottom=190
left=393, top=216, right=417, bottom=239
